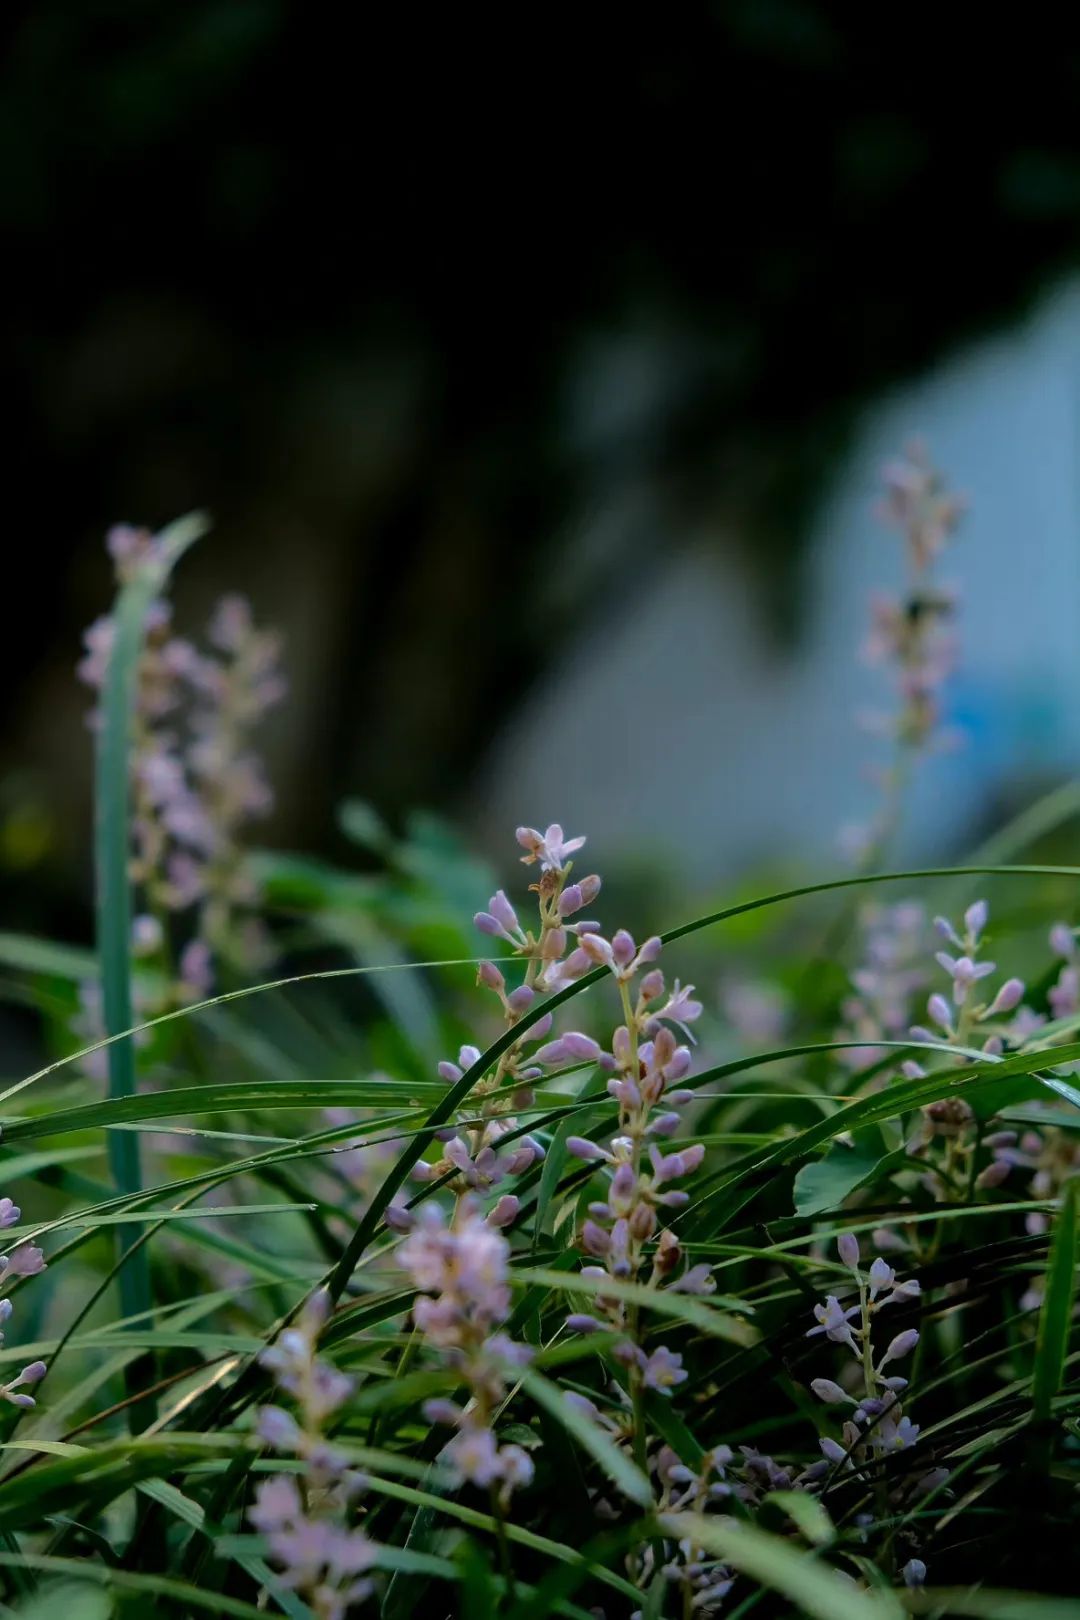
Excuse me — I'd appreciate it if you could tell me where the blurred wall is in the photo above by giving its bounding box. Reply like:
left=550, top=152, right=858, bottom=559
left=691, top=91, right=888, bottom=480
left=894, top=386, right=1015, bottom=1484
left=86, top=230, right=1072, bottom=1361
left=478, top=281, right=1080, bottom=875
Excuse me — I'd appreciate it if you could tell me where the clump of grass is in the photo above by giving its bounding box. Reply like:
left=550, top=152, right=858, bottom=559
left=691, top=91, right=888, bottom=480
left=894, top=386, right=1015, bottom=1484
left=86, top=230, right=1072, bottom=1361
left=0, top=452, right=1079, bottom=1619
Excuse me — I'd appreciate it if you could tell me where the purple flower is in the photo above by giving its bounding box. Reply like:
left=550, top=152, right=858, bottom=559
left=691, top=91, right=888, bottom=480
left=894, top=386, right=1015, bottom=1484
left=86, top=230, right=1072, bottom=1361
left=642, top=1346, right=687, bottom=1394
left=258, top=1405, right=301, bottom=1450
left=1, top=1245, right=45, bottom=1280
left=935, top=951, right=995, bottom=1006
left=808, top=1295, right=859, bottom=1351
left=668, top=1264, right=715, bottom=1295
left=515, top=824, right=586, bottom=871
left=444, top=1424, right=503, bottom=1487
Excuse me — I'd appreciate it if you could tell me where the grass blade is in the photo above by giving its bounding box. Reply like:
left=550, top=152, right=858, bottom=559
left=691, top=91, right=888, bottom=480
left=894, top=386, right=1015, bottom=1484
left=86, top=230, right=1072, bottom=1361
left=1032, top=1175, right=1080, bottom=1423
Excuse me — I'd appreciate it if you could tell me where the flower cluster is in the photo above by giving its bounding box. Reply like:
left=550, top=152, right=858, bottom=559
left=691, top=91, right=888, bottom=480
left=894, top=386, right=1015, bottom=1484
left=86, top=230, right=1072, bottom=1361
left=250, top=1290, right=377, bottom=1619
left=76, top=525, right=285, bottom=1074
left=559, top=917, right=709, bottom=1404
left=974, top=920, right=1080, bottom=1301
left=0, top=1218, right=47, bottom=1411
left=836, top=901, right=928, bottom=1072
left=899, top=901, right=1030, bottom=1195
left=842, top=441, right=964, bottom=865
left=808, top=1235, right=943, bottom=1540
left=646, top=1445, right=736, bottom=1614
left=400, top=825, right=611, bottom=1225
left=397, top=1199, right=534, bottom=1502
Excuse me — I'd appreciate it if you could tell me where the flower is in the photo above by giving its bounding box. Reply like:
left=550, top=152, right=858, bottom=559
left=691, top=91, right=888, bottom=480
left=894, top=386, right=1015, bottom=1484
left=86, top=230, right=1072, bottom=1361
left=642, top=1346, right=688, bottom=1394
left=515, top=823, right=586, bottom=871
left=396, top=1199, right=535, bottom=1505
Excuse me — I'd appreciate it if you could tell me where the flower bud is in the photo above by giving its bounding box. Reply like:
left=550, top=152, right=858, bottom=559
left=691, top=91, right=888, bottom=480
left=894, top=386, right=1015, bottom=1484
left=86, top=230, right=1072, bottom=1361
left=837, top=1232, right=860, bottom=1271
left=566, top=1136, right=606, bottom=1162
left=964, top=900, right=988, bottom=940
left=988, top=977, right=1024, bottom=1016
left=811, top=1378, right=850, bottom=1405
left=882, top=1328, right=919, bottom=1364
left=581, top=1220, right=611, bottom=1257
left=477, top=960, right=505, bottom=993
left=928, top=993, right=953, bottom=1031
left=566, top=1313, right=605, bottom=1335
left=487, top=1195, right=520, bottom=1228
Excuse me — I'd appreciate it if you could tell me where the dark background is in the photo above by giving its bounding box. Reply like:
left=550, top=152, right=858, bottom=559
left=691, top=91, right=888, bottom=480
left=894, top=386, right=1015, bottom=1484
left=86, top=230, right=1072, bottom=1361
left=5, top=0, right=1080, bottom=935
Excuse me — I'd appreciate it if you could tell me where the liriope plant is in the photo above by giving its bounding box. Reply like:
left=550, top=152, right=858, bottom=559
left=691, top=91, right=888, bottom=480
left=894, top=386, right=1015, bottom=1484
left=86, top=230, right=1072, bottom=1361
left=0, top=449, right=1078, bottom=1620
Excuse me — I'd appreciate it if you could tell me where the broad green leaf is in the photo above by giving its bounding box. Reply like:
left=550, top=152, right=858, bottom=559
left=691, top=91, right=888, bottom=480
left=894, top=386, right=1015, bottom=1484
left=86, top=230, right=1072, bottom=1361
left=793, top=1130, right=905, bottom=1217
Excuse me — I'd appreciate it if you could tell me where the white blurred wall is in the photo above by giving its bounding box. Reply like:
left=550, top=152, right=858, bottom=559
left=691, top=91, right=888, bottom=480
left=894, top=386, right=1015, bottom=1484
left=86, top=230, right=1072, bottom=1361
left=478, top=282, right=1080, bottom=876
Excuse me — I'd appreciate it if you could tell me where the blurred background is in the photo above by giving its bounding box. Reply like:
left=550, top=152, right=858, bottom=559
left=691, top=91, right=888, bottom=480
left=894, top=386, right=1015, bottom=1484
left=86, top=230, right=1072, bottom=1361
left=5, top=1, right=1080, bottom=944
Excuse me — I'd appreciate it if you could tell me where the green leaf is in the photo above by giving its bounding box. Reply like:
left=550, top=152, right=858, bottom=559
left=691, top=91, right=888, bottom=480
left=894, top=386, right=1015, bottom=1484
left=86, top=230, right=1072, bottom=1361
left=136, top=1479, right=316, bottom=1620
left=0, top=935, right=101, bottom=983
left=338, top=798, right=393, bottom=854
left=325, top=862, right=1080, bottom=1292
left=1032, top=1175, right=1080, bottom=1422
left=518, top=1266, right=755, bottom=1345
left=793, top=1130, right=903, bottom=1217
left=761, top=1489, right=834, bottom=1547
left=0, top=1078, right=440, bottom=1142
left=900, top=1592, right=1080, bottom=1619
left=355, top=1470, right=641, bottom=1602
left=8, top=1581, right=114, bottom=1620
left=0, top=1554, right=266, bottom=1619
left=657, top=1513, right=902, bottom=1620
left=519, top=1366, right=652, bottom=1507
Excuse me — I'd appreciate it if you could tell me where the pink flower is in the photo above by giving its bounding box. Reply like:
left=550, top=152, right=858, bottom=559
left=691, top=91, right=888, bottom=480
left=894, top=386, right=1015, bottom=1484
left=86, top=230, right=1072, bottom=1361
left=515, top=823, right=586, bottom=871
